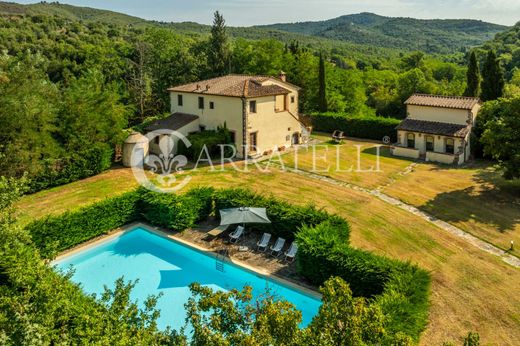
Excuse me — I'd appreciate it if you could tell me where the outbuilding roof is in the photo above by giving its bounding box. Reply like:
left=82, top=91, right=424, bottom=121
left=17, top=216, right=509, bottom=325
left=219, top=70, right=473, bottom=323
left=396, top=118, right=471, bottom=138
left=404, top=94, right=480, bottom=110
left=167, top=74, right=294, bottom=98
left=145, top=112, right=199, bottom=132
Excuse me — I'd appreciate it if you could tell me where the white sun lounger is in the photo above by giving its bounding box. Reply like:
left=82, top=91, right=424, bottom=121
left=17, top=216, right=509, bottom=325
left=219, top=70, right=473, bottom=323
left=269, top=237, right=285, bottom=257
left=229, top=225, right=244, bottom=243
left=284, top=242, right=298, bottom=262
left=256, top=233, right=272, bottom=252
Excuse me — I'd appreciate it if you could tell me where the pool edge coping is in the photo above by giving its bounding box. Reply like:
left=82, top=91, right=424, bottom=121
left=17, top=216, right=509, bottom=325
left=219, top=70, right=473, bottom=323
left=53, top=222, right=322, bottom=300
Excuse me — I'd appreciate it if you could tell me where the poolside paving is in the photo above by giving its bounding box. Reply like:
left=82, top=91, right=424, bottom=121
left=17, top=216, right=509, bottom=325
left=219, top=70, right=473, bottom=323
left=171, top=219, right=318, bottom=293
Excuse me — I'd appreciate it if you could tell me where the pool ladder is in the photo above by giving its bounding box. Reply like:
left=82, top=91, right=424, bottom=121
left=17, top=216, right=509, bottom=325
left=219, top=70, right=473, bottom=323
left=215, top=249, right=228, bottom=272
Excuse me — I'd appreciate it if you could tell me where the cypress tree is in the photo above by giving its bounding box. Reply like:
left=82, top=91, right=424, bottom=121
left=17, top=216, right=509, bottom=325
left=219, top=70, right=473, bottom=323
left=207, top=11, right=230, bottom=77
left=318, top=53, right=327, bottom=112
left=481, top=50, right=505, bottom=101
left=464, top=51, right=480, bottom=97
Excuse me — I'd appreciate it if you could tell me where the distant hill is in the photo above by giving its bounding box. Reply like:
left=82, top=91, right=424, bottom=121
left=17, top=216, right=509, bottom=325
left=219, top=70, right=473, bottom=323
left=256, top=12, right=508, bottom=54
left=0, top=1, right=147, bottom=26
left=0, top=2, right=510, bottom=55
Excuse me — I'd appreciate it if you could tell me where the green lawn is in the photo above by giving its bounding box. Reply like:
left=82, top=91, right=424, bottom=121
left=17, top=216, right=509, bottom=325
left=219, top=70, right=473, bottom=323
left=15, top=163, right=520, bottom=345
left=280, top=134, right=520, bottom=258
left=382, top=161, right=520, bottom=257
left=280, top=133, right=413, bottom=189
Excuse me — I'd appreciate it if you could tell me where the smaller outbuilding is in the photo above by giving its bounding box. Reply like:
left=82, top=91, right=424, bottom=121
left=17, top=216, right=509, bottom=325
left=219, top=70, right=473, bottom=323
left=391, top=94, right=481, bottom=165
left=122, top=132, right=149, bottom=167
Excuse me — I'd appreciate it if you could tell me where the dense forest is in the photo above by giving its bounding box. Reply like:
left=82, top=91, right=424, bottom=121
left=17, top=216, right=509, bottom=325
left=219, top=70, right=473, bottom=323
left=258, top=12, right=507, bottom=54
left=0, top=2, right=519, bottom=188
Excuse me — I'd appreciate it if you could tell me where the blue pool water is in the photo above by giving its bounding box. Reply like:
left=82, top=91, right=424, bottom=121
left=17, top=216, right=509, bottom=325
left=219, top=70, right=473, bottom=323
left=54, top=227, right=321, bottom=331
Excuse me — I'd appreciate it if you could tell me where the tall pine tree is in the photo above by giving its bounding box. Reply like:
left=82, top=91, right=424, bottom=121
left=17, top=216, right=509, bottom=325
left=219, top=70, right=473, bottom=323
left=207, top=11, right=230, bottom=77
left=464, top=51, right=480, bottom=97
left=318, top=53, right=327, bottom=112
left=481, top=50, right=504, bottom=101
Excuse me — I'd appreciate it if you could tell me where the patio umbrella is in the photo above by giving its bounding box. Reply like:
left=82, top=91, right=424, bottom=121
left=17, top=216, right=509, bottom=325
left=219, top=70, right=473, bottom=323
left=219, top=207, right=271, bottom=226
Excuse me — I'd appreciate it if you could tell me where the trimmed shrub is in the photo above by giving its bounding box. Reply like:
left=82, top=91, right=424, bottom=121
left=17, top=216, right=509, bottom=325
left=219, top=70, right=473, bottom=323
left=29, top=143, right=113, bottom=193
left=296, top=221, right=430, bottom=340
left=310, top=112, right=399, bottom=142
left=212, top=188, right=336, bottom=240
left=25, top=190, right=140, bottom=258
left=139, top=190, right=201, bottom=231
left=183, top=186, right=216, bottom=221
left=177, top=127, right=235, bottom=161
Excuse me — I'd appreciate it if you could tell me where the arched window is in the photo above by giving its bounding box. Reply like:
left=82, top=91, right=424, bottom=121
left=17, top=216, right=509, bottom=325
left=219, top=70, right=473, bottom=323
left=426, top=136, right=434, bottom=151
left=407, top=133, right=415, bottom=148
left=446, top=138, right=455, bottom=154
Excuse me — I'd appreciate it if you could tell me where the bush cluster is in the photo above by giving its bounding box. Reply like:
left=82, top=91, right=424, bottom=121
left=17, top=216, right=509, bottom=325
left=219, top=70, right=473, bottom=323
left=139, top=187, right=214, bottom=231
left=212, top=188, right=339, bottom=241
left=25, top=186, right=429, bottom=341
left=26, top=190, right=141, bottom=258
left=28, top=144, right=113, bottom=193
left=177, top=127, right=235, bottom=161
left=310, top=112, right=400, bottom=142
left=296, top=220, right=430, bottom=340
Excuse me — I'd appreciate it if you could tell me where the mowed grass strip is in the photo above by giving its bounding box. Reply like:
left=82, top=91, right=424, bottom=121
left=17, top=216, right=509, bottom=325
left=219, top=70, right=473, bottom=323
left=16, top=165, right=520, bottom=345
left=281, top=133, right=413, bottom=189
left=382, top=161, right=520, bottom=257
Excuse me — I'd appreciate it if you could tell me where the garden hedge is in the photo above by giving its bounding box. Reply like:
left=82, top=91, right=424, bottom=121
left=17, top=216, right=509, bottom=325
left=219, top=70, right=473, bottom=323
left=177, top=127, right=235, bottom=160
left=26, top=190, right=141, bottom=258
left=25, top=186, right=429, bottom=341
left=310, top=112, right=399, bottom=142
left=29, top=143, right=113, bottom=193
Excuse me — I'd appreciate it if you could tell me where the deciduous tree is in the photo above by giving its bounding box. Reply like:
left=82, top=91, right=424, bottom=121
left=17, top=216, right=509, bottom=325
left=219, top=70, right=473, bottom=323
left=481, top=97, right=520, bottom=179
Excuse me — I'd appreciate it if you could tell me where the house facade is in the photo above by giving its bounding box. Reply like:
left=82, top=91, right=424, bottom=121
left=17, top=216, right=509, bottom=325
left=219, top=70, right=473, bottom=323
left=391, top=94, right=481, bottom=165
left=145, top=73, right=309, bottom=159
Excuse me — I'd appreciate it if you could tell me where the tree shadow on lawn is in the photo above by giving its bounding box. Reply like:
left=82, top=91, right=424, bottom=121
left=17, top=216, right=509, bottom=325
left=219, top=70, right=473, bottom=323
left=419, top=165, right=520, bottom=233
left=362, top=146, right=418, bottom=164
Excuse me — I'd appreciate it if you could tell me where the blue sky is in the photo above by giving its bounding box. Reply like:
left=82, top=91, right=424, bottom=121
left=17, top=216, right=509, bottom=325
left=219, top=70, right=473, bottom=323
left=12, top=0, right=519, bottom=26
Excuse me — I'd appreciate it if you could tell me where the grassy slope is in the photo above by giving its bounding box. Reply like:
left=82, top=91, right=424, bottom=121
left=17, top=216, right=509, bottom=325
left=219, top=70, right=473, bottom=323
left=281, top=134, right=520, bottom=257
left=15, top=162, right=520, bottom=345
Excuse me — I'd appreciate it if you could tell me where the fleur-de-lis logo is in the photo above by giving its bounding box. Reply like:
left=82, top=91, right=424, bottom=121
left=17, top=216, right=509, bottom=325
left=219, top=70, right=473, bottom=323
left=130, top=129, right=191, bottom=193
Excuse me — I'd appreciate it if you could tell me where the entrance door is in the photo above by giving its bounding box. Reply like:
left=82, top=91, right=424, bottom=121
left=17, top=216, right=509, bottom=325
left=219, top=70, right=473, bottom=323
left=291, top=132, right=300, bottom=145
left=249, top=132, right=258, bottom=152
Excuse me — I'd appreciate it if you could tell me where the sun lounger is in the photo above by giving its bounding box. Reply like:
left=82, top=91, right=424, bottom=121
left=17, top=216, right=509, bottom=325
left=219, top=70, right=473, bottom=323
left=332, top=130, right=347, bottom=143
left=256, top=233, right=272, bottom=252
left=207, top=224, right=228, bottom=238
left=229, top=226, right=244, bottom=243
left=269, top=237, right=285, bottom=257
left=284, top=242, right=298, bottom=262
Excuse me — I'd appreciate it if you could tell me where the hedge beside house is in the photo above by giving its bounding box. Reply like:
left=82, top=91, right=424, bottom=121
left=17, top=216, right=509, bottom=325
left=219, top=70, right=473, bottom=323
left=310, top=112, right=399, bottom=142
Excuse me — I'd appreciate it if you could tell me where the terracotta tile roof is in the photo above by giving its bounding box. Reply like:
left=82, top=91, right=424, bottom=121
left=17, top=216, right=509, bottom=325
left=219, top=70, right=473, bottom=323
left=145, top=112, right=199, bottom=131
left=396, top=118, right=470, bottom=138
left=168, top=74, right=293, bottom=98
left=405, top=94, right=480, bottom=110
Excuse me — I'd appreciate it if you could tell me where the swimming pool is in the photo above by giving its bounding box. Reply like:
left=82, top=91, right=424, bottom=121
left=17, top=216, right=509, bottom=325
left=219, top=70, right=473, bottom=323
left=54, top=226, right=321, bottom=331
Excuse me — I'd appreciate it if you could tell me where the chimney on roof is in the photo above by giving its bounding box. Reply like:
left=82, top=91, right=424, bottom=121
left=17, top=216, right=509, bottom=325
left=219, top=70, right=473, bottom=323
left=196, top=84, right=201, bottom=90
left=206, top=84, right=210, bottom=91
left=278, top=70, right=286, bottom=82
